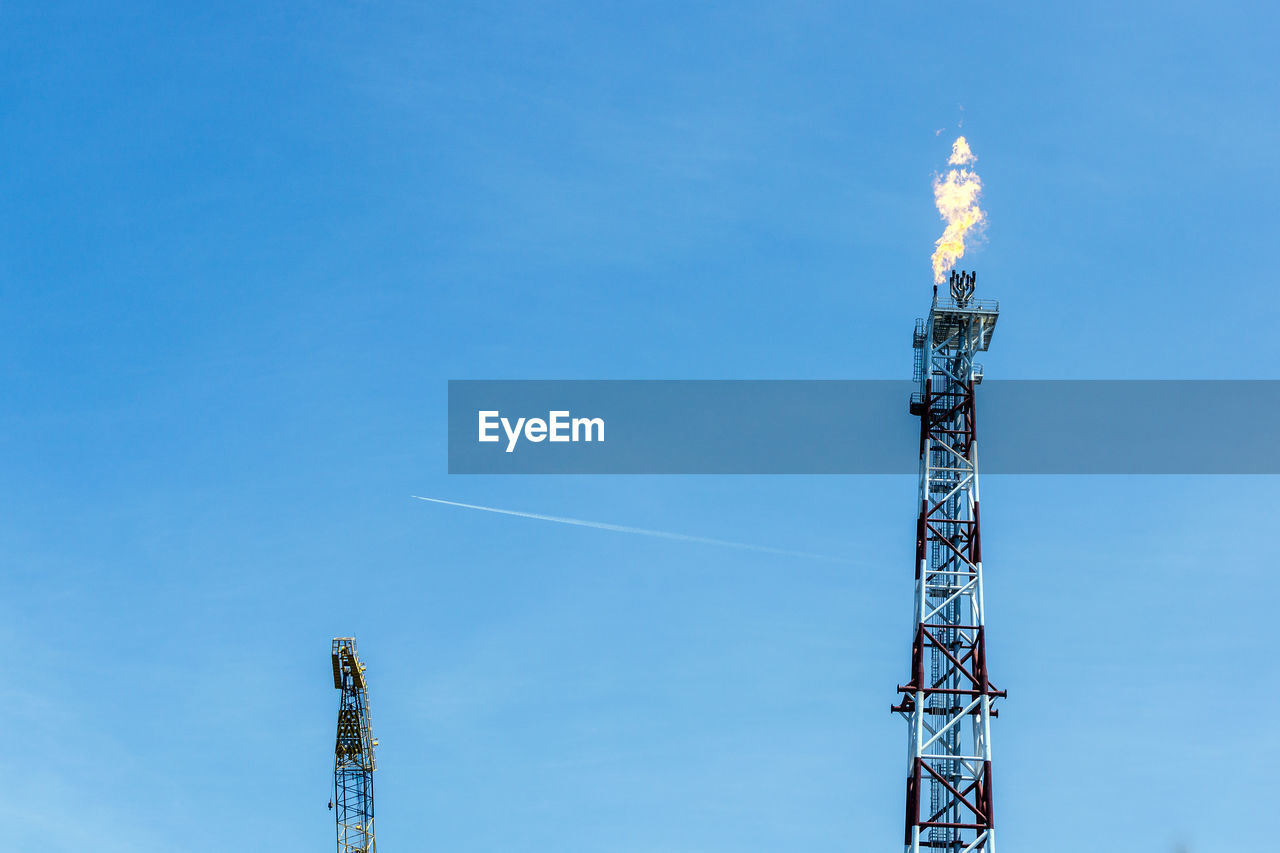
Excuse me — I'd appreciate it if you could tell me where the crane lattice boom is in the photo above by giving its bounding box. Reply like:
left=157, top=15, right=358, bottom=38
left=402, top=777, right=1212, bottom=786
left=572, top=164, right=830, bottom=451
left=333, top=637, right=377, bottom=853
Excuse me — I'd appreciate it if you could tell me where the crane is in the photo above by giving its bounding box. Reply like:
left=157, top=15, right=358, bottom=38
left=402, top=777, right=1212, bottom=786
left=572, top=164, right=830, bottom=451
left=331, top=637, right=378, bottom=852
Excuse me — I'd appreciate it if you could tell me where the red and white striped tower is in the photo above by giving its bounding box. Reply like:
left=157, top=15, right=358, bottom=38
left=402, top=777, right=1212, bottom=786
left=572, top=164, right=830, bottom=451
left=892, top=271, right=1004, bottom=852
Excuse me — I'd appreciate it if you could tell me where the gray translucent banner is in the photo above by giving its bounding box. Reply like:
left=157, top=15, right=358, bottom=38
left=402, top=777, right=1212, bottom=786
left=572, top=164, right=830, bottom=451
left=447, top=380, right=1280, bottom=474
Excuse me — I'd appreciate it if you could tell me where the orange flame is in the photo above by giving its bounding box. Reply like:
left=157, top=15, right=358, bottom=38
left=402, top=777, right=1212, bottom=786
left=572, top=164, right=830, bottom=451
left=931, top=136, right=986, bottom=283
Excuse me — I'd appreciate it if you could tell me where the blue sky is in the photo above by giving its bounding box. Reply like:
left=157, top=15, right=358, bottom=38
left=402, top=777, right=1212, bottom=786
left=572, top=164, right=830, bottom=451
left=2, top=2, right=1277, bottom=851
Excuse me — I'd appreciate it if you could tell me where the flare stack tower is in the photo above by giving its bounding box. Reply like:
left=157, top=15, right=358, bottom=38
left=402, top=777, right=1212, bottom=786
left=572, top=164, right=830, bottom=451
left=892, top=270, right=1004, bottom=852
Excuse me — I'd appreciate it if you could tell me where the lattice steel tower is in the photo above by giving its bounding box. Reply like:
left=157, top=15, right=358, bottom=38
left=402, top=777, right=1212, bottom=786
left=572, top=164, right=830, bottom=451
left=332, top=637, right=378, bottom=853
left=893, top=271, right=1005, bottom=852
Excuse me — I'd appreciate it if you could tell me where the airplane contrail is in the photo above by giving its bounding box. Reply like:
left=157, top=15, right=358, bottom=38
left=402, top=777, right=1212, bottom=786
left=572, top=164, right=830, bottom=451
left=410, top=496, right=854, bottom=563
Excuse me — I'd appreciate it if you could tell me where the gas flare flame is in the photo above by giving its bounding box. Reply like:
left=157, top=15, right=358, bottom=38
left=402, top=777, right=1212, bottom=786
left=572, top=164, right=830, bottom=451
left=931, top=136, right=986, bottom=284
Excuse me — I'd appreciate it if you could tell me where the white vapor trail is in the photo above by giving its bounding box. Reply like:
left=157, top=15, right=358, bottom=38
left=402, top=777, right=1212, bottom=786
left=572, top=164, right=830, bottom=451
left=411, top=496, right=853, bottom=564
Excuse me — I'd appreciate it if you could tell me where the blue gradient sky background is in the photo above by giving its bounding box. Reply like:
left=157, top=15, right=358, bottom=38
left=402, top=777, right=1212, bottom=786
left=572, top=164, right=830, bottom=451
left=2, top=2, right=1277, bottom=851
